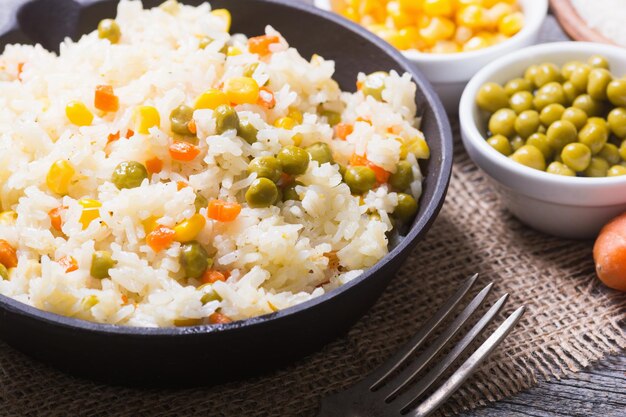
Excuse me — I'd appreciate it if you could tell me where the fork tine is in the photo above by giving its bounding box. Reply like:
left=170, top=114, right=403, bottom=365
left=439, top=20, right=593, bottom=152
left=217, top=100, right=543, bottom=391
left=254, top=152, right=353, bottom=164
left=367, top=274, right=479, bottom=391
left=408, top=306, right=526, bottom=417
left=392, top=294, right=509, bottom=409
left=375, top=282, right=494, bottom=399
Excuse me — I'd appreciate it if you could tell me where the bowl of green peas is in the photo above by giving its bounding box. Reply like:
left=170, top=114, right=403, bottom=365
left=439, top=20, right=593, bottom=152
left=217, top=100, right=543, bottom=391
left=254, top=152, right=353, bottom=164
left=459, top=42, right=626, bottom=239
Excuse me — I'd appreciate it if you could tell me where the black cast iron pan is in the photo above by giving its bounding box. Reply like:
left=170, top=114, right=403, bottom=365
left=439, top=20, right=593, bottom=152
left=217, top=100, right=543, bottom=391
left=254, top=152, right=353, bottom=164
left=0, top=0, right=453, bottom=386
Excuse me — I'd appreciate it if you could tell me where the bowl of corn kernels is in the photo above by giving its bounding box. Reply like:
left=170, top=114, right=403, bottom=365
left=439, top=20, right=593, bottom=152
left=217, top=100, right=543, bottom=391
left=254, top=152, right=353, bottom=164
left=460, top=42, right=626, bottom=239
left=315, top=0, right=548, bottom=111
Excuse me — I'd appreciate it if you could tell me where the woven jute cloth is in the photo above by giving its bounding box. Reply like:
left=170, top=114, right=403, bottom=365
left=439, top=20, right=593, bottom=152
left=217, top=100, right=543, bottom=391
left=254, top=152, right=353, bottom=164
left=1, top=120, right=625, bottom=416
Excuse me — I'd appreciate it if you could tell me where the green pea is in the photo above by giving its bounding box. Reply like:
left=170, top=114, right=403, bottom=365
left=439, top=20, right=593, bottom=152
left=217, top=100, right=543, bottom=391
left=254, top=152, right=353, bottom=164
left=504, top=78, right=532, bottom=96
left=237, top=119, right=258, bottom=144
left=362, top=72, right=388, bottom=101
left=526, top=133, right=552, bottom=159
left=0, top=264, right=8, bottom=280
left=200, top=288, right=222, bottom=304
left=534, top=63, right=562, bottom=87
left=584, top=157, right=609, bottom=177
left=321, top=110, right=342, bottom=127
left=180, top=241, right=209, bottom=279
left=608, top=107, right=626, bottom=138
left=194, top=193, right=208, bottom=213
left=277, top=145, right=310, bottom=175
left=515, top=110, right=540, bottom=139
left=394, top=193, right=418, bottom=223
left=587, top=68, right=612, bottom=101
left=487, top=134, right=512, bottom=156
left=510, top=136, right=525, bottom=151
left=509, top=91, right=534, bottom=114
left=608, top=165, right=626, bottom=176
left=476, top=82, right=509, bottom=112
left=282, top=181, right=303, bottom=202
left=510, top=145, right=546, bottom=171
left=170, top=104, right=195, bottom=136
left=619, top=140, right=626, bottom=161
left=562, top=81, right=580, bottom=105
left=112, top=161, right=148, bottom=190
left=389, top=161, right=414, bottom=190
left=306, top=142, right=334, bottom=164
left=569, top=64, right=591, bottom=91
left=91, top=251, right=116, bottom=279
left=539, top=104, right=565, bottom=127
left=533, top=82, right=566, bottom=111
left=578, top=119, right=608, bottom=154
left=524, top=65, right=539, bottom=87
left=561, top=61, right=584, bottom=79
left=243, top=62, right=259, bottom=78
left=573, top=94, right=605, bottom=117
left=344, top=166, right=376, bottom=194
left=488, top=108, right=517, bottom=137
left=561, top=142, right=591, bottom=172
left=561, top=107, right=588, bottom=131
left=248, top=156, right=282, bottom=183
left=246, top=178, right=278, bottom=208
left=214, top=104, right=240, bottom=134
left=598, top=143, right=621, bottom=166
left=98, top=19, right=121, bottom=44
left=546, top=161, right=576, bottom=176
left=546, top=120, right=577, bottom=152
left=607, top=79, right=626, bottom=107
left=588, top=55, right=610, bottom=69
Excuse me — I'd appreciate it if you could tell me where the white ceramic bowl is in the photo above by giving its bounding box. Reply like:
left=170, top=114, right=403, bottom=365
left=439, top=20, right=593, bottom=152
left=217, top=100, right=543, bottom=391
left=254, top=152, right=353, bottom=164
left=314, top=0, right=548, bottom=112
left=460, top=42, right=626, bottom=240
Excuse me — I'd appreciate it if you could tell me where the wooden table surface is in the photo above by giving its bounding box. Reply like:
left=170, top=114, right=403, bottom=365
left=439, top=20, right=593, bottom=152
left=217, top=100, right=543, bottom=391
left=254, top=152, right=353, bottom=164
left=0, top=1, right=624, bottom=416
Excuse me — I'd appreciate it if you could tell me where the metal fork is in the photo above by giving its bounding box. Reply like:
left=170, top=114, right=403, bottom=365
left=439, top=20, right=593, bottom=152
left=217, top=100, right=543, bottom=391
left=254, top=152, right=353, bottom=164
left=316, top=274, right=525, bottom=417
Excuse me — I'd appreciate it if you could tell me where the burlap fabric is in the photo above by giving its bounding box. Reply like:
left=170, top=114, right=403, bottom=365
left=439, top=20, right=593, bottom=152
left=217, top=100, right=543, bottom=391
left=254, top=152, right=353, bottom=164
left=1, top=119, right=625, bottom=416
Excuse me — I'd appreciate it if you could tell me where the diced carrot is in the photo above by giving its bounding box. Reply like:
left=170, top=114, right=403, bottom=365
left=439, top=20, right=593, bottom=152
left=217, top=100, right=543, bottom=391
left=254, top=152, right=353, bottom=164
left=369, top=163, right=390, bottom=184
left=145, top=157, right=163, bottom=175
left=146, top=226, right=175, bottom=252
left=94, top=85, right=119, bottom=112
left=59, top=256, right=78, bottom=273
left=107, top=131, right=120, bottom=144
left=258, top=87, right=276, bottom=109
left=201, top=270, right=228, bottom=284
left=125, top=129, right=134, bottom=138
left=209, top=312, right=232, bottom=324
left=335, top=123, right=353, bottom=140
left=356, top=80, right=363, bottom=90
left=188, top=119, right=197, bottom=134
left=278, top=172, right=293, bottom=187
left=169, top=142, right=201, bottom=161
left=350, top=153, right=369, bottom=167
left=17, top=63, right=24, bottom=81
left=248, top=35, right=280, bottom=56
left=49, top=206, right=66, bottom=232
left=0, top=240, right=17, bottom=268
left=176, top=181, right=188, bottom=191
left=121, top=294, right=128, bottom=304
left=207, top=200, right=241, bottom=222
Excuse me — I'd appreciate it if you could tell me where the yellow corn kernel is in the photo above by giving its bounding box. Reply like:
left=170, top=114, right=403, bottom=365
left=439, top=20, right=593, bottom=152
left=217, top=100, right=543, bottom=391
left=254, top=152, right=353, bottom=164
left=359, top=0, right=386, bottom=21
left=454, top=25, right=474, bottom=44
left=274, top=117, right=297, bottom=130
left=422, top=0, right=453, bottom=17
left=78, top=199, right=102, bottom=229
left=159, top=0, right=180, bottom=14
left=486, top=3, right=514, bottom=27
left=291, top=133, right=304, bottom=146
left=81, top=294, right=99, bottom=309
left=134, top=105, right=160, bottom=134
left=173, top=213, right=206, bottom=242
left=387, top=1, right=414, bottom=28
left=224, top=76, right=260, bottom=105
left=403, top=135, right=430, bottom=159
left=457, top=5, right=487, bottom=29
left=398, top=27, right=426, bottom=50
left=419, top=17, right=455, bottom=44
left=227, top=46, right=242, bottom=56
left=142, top=215, right=159, bottom=233
left=65, top=101, right=93, bottom=126
left=0, top=211, right=17, bottom=225
left=431, top=40, right=460, bottom=53
left=46, top=160, right=75, bottom=195
left=194, top=89, right=229, bottom=110
left=211, top=9, right=231, bottom=32
left=498, top=11, right=524, bottom=36
left=399, top=0, right=423, bottom=12
left=287, top=109, right=303, bottom=124
left=462, top=34, right=492, bottom=51
left=341, top=6, right=360, bottom=22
